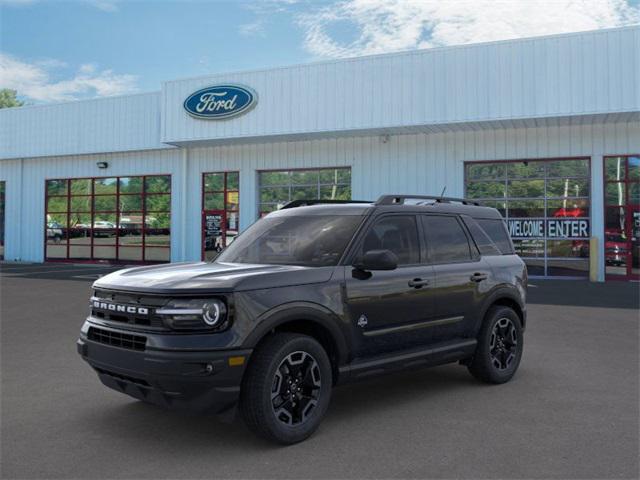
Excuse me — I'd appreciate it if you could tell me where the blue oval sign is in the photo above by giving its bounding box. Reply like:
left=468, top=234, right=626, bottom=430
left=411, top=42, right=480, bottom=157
left=183, top=84, right=257, bottom=120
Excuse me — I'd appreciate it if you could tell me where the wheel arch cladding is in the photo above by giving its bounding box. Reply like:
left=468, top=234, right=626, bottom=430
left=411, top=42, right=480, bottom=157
left=488, top=297, right=525, bottom=328
left=475, top=289, right=526, bottom=335
left=244, top=305, right=349, bottom=383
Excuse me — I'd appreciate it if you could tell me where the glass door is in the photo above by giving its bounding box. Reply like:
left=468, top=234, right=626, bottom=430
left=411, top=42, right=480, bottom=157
left=604, top=156, right=639, bottom=280
left=202, top=172, right=239, bottom=261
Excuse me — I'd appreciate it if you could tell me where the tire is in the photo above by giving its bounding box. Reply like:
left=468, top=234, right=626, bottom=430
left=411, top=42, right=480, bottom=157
left=240, top=333, right=332, bottom=444
left=468, top=306, right=523, bottom=384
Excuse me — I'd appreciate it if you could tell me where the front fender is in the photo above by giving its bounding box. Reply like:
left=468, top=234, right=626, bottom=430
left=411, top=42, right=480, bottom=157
left=242, top=302, right=351, bottom=365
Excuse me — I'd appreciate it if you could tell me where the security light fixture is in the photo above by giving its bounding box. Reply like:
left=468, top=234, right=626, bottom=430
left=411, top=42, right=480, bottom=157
left=96, top=162, right=108, bottom=169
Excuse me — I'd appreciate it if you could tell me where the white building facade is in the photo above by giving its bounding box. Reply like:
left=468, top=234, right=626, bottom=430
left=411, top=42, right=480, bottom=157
left=1, top=27, right=638, bottom=281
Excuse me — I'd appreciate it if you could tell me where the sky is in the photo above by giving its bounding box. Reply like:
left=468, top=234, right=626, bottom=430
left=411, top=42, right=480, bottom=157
left=1, top=0, right=639, bottom=104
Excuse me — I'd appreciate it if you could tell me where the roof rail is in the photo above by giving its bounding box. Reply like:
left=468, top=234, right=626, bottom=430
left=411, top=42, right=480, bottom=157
left=375, top=195, right=481, bottom=206
left=280, top=199, right=372, bottom=209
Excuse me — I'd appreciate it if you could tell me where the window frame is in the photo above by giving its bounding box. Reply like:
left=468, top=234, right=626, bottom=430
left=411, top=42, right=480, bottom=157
left=257, top=166, right=352, bottom=217
left=602, top=155, right=640, bottom=280
left=420, top=213, right=478, bottom=265
left=348, top=213, right=423, bottom=267
left=44, top=174, right=171, bottom=264
left=464, top=157, right=591, bottom=277
left=201, top=171, right=240, bottom=260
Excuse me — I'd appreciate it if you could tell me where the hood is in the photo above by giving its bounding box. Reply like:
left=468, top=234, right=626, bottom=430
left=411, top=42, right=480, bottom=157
left=93, top=261, right=335, bottom=294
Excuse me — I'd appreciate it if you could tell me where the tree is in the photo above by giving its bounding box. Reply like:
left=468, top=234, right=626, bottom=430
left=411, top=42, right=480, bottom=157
left=0, top=89, right=24, bottom=109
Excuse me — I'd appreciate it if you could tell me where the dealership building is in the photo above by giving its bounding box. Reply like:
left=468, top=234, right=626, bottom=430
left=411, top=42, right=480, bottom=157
left=0, top=26, right=638, bottom=281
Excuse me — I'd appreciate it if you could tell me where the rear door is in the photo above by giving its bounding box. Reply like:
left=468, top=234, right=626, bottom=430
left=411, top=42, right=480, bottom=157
left=421, top=214, right=491, bottom=341
left=344, top=214, right=436, bottom=357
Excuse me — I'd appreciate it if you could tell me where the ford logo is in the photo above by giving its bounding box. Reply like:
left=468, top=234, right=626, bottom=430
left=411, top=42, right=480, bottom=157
left=183, top=84, right=257, bottom=120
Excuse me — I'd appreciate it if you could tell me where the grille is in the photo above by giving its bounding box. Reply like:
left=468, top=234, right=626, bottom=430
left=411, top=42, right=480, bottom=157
left=91, top=290, right=167, bottom=330
left=88, top=326, right=146, bottom=351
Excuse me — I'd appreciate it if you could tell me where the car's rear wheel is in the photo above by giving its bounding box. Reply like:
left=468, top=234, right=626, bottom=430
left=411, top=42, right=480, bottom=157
left=240, top=333, right=332, bottom=444
left=468, top=306, right=523, bottom=384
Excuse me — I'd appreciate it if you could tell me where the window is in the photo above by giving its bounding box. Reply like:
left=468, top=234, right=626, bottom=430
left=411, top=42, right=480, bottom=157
left=360, top=216, right=420, bottom=265
left=462, top=217, right=501, bottom=256
left=45, top=175, right=171, bottom=263
left=258, top=167, right=351, bottom=216
left=202, top=172, right=240, bottom=260
left=0, top=181, right=4, bottom=260
left=603, top=156, right=639, bottom=279
left=465, top=158, right=591, bottom=277
left=217, top=215, right=362, bottom=267
left=422, top=215, right=472, bottom=263
left=476, top=219, right=514, bottom=254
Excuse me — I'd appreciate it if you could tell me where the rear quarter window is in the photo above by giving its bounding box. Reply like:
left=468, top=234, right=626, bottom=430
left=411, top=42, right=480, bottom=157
left=476, top=218, right=515, bottom=255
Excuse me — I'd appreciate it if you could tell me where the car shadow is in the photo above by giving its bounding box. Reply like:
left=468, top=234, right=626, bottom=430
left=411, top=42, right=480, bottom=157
left=77, top=364, right=478, bottom=450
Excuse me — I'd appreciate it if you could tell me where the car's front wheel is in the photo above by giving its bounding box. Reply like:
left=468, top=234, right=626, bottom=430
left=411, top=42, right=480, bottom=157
left=468, top=306, right=523, bottom=384
left=240, top=333, right=332, bottom=444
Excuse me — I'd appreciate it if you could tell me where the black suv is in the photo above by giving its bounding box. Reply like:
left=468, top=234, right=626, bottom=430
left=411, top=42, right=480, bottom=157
left=78, top=195, right=527, bottom=444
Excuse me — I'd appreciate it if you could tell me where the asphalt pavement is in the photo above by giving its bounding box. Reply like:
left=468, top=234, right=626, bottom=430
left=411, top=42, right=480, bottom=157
left=1, top=263, right=638, bottom=479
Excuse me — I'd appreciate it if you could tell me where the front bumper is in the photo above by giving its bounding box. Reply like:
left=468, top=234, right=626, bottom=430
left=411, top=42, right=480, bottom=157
left=77, top=322, right=251, bottom=414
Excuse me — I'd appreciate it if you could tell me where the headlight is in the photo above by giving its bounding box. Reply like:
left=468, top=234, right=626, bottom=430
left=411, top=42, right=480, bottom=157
left=156, top=298, right=228, bottom=331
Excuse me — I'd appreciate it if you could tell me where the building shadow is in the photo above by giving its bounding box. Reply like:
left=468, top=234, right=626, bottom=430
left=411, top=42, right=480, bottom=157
left=528, top=280, right=639, bottom=310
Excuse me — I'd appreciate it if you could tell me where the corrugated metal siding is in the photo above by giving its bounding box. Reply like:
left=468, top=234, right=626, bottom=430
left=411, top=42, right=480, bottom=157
left=162, top=27, right=639, bottom=144
left=0, top=92, right=169, bottom=160
left=1, top=120, right=638, bottom=283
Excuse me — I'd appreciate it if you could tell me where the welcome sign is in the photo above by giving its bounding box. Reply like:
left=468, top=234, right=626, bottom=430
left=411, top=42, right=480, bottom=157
left=508, top=219, right=590, bottom=238
left=184, top=84, right=257, bottom=119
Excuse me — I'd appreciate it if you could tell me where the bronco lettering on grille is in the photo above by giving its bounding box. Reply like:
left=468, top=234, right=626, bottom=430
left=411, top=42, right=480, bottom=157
left=92, top=300, right=149, bottom=316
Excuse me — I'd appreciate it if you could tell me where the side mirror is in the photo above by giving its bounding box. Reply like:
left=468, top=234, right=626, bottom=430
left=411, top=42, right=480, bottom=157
left=354, top=249, right=398, bottom=271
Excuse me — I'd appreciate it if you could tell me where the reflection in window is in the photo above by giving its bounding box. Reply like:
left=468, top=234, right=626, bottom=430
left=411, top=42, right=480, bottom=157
left=465, top=158, right=591, bottom=277
left=258, top=168, right=351, bottom=216
left=44, top=175, right=171, bottom=263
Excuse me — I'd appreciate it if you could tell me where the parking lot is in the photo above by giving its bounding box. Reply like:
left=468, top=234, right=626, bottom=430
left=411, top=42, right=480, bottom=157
left=1, top=262, right=638, bottom=479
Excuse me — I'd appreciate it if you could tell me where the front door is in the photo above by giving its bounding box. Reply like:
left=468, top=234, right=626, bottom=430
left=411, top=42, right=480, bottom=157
left=344, top=214, right=436, bottom=357
left=604, top=156, right=639, bottom=280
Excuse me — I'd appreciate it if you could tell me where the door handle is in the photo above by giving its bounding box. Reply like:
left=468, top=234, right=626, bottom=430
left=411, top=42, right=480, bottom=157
left=470, top=272, right=488, bottom=282
left=408, top=278, right=430, bottom=288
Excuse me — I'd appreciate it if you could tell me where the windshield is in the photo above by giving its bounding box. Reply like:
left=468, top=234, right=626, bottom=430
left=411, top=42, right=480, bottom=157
left=216, top=215, right=363, bottom=267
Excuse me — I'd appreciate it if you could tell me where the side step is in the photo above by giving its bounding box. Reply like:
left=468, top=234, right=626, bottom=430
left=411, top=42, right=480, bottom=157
left=337, top=338, right=477, bottom=383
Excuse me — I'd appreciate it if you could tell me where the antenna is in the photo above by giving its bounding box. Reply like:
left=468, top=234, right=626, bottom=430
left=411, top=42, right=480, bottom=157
left=439, top=186, right=447, bottom=201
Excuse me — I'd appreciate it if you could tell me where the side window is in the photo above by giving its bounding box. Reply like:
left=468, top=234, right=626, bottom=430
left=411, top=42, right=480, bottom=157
left=476, top=218, right=514, bottom=254
left=360, top=215, right=420, bottom=265
left=463, top=217, right=502, bottom=256
left=422, top=215, right=472, bottom=263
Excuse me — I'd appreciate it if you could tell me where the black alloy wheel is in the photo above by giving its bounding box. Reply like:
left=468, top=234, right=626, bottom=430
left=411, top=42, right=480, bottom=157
left=489, top=317, right=518, bottom=371
left=467, top=306, right=523, bottom=384
left=241, top=333, right=332, bottom=444
left=271, top=351, right=322, bottom=426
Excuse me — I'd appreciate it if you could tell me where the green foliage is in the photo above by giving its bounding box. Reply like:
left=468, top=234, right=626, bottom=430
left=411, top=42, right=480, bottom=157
left=0, top=89, right=24, bottom=109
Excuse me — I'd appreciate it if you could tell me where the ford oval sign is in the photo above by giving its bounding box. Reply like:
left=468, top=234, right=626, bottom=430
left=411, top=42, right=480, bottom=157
left=183, top=84, right=257, bottom=120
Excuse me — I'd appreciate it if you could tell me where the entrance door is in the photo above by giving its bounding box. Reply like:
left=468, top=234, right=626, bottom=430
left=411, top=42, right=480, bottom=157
left=202, top=210, right=225, bottom=261
left=202, top=172, right=240, bottom=261
left=604, top=156, right=639, bottom=280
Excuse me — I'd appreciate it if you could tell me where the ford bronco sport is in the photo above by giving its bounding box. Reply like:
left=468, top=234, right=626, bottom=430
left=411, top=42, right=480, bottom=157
left=78, top=194, right=527, bottom=444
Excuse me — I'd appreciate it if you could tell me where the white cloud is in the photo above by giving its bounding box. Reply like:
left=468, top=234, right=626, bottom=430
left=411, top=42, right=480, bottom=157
left=298, top=0, right=640, bottom=58
left=87, top=0, right=119, bottom=12
left=0, top=53, right=138, bottom=102
left=239, top=19, right=266, bottom=37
